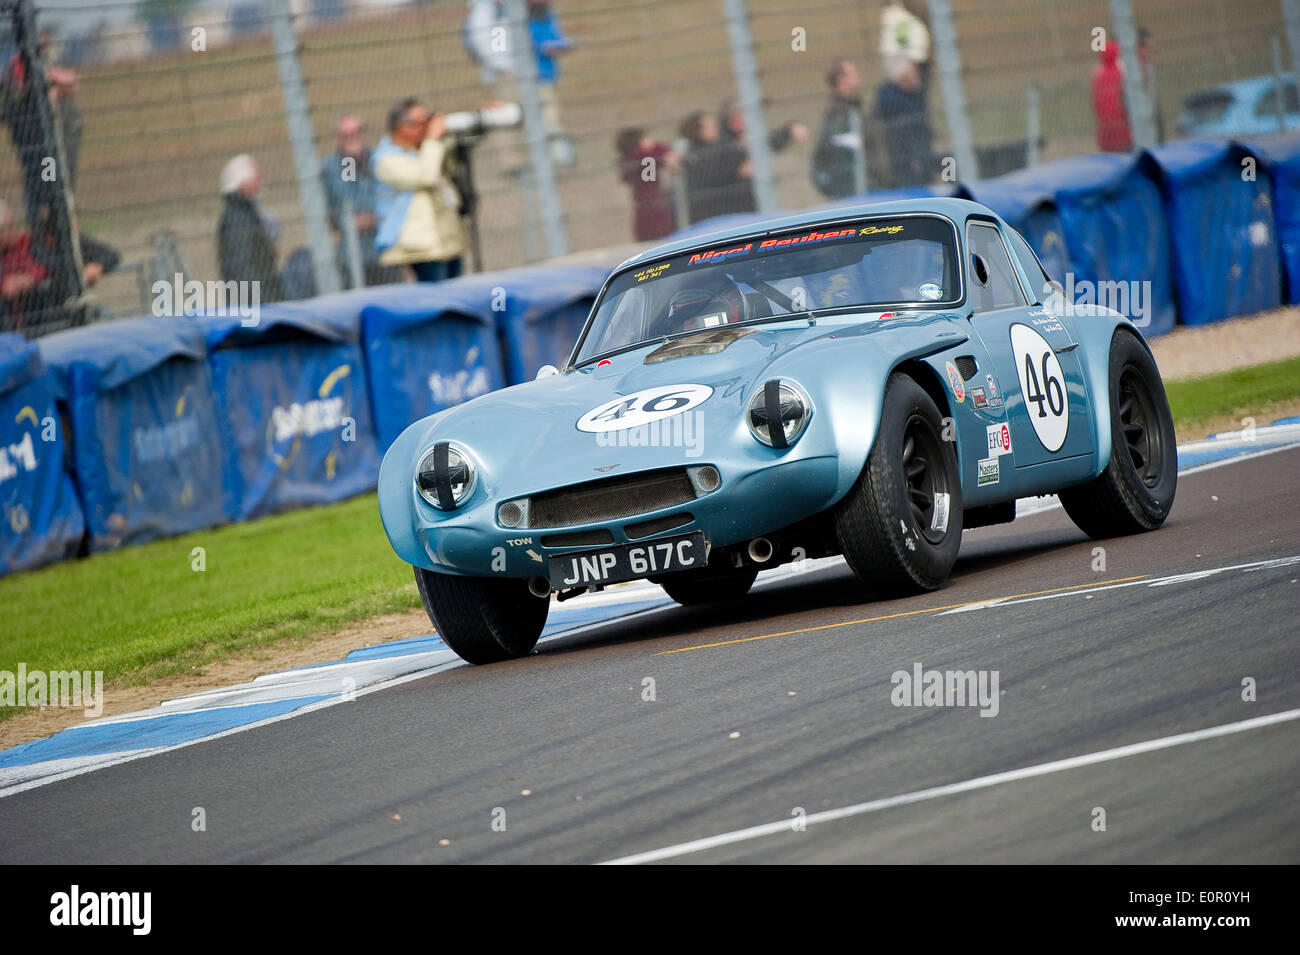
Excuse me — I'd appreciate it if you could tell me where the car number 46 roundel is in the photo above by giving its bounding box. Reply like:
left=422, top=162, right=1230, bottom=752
left=576, top=384, right=714, bottom=433
left=1009, top=324, right=1068, bottom=452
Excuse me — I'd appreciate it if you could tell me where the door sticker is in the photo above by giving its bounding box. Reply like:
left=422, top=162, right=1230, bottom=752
left=1009, top=323, right=1068, bottom=452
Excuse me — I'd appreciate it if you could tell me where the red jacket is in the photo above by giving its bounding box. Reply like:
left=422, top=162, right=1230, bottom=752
left=1092, top=42, right=1132, bottom=152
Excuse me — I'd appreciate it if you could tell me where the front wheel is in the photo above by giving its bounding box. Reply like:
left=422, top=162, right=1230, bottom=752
left=414, top=568, right=549, bottom=664
left=1059, top=329, right=1177, bottom=539
left=833, top=372, right=963, bottom=594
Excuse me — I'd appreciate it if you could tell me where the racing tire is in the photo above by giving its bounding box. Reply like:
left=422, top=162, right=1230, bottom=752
left=1059, top=328, right=1177, bottom=539
left=656, top=563, right=759, bottom=606
left=833, top=372, right=963, bottom=594
left=414, top=568, right=549, bottom=664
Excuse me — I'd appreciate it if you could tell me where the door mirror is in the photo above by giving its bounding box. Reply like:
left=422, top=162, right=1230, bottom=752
left=535, top=364, right=560, bottom=380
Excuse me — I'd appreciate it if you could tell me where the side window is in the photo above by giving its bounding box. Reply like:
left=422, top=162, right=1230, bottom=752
left=966, top=222, right=1027, bottom=312
left=1006, top=227, right=1055, bottom=304
left=1256, top=81, right=1300, bottom=116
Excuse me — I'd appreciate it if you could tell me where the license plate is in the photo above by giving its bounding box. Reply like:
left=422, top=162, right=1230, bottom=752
left=548, top=532, right=707, bottom=590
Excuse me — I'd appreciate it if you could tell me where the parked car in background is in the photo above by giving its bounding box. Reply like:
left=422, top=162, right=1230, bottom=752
left=1176, top=74, right=1300, bottom=137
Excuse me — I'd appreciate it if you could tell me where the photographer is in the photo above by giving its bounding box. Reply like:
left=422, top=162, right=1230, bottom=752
left=373, top=97, right=468, bottom=283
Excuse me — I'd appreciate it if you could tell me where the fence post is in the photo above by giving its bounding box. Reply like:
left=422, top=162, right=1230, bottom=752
left=504, top=0, right=568, bottom=259
left=927, top=0, right=979, bottom=183
left=269, top=0, right=340, bottom=296
left=1026, top=83, right=1040, bottom=167
left=722, top=0, right=777, bottom=212
left=1284, top=0, right=1300, bottom=81
left=1107, top=0, right=1155, bottom=151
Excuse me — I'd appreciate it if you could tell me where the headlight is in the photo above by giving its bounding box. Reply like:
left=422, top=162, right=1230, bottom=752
left=416, top=441, right=477, bottom=510
left=747, top=379, right=812, bottom=449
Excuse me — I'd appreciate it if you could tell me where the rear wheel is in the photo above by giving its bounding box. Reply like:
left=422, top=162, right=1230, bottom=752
left=1059, top=329, right=1177, bottom=538
left=833, top=372, right=963, bottom=594
left=414, top=568, right=549, bottom=664
left=656, top=563, right=758, bottom=606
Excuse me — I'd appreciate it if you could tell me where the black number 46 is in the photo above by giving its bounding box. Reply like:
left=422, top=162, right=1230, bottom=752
left=1023, top=351, right=1065, bottom=418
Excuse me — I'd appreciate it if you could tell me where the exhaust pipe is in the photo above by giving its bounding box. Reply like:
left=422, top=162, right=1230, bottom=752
left=528, top=576, right=551, bottom=599
left=747, top=537, right=774, bottom=564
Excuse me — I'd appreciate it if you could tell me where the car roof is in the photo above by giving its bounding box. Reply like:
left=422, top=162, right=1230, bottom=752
left=616, top=196, right=999, bottom=271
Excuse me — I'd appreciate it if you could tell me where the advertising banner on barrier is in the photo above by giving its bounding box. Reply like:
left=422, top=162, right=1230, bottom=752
left=1141, top=141, right=1281, bottom=326
left=39, top=318, right=225, bottom=552
left=203, top=295, right=380, bottom=521
left=1242, top=133, right=1300, bottom=305
left=0, top=333, right=84, bottom=575
left=360, top=283, right=506, bottom=450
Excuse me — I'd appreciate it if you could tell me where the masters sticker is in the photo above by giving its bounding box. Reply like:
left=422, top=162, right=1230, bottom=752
left=945, top=361, right=965, bottom=403
left=919, top=283, right=943, bottom=301
left=977, top=456, right=999, bottom=486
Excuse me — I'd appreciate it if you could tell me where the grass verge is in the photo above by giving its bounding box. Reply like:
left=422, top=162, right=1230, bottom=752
left=0, top=494, right=419, bottom=725
left=1164, top=356, right=1300, bottom=435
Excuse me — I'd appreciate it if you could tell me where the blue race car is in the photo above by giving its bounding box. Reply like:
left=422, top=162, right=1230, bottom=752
left=378, top=198, right=1177, bottom=663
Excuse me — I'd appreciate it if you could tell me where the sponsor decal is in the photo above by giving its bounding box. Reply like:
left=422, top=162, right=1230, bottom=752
left=634, top=263, right=670, bottom=281
left=919, top=282, right=943, bottom=300
left=687, top=243, right=753, bottom=267
left=984, top=372, right=1003, bottom=406
left=977, top=456, right=999, bottom=486
left=945, top=361, right=965, bottom=403
left=986, top=422, right=1012, bottom=456
left=971, top=386, right=988, bottom=409
left=758, top=227, right=858, bottom=251
left=577, top=384, right=713, bottom=433
left=859, top=223, right=904, bottom=236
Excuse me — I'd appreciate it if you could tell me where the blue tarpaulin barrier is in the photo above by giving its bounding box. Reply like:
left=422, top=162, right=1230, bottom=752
left=957, top=176, right=1071, bottom=287
left=39, top=318, right=224, bottom=552
left=1140, top=141, right=1281, bottom=326
left=360, top=283, right=507, bottom=449
left=963, top=154, right=1176, bottom=335
left=1241, top=133, right=1300, bottom=304
left=462, top=264, right=611, bottom=385
left=202, top=294, right=381, bottom=521
left=0, top=333, right=84, bottom=575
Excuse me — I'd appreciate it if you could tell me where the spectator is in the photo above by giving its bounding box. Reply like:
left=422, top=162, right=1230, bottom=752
left=216, top=154, right=285, bottom=302
left=874, top=55, right=934, bottom=188
left=812, top=60, right=869, bottom=198
left=717, top=100, right=809, bottom=156
left=616, top=128, right=678, bottom=241
left=1138, top=28, right=1165, bottom=144
left=879, top=1, right=931, bottom=92
left=463, top=0, right=526, bottom=174
left=320, top=114, right=400, bottom=287
left=1091, top=41, right=1132, bottom=152
left=1, top=29, right=82, bottom=229
left=373, top=97, right=468, bottom=283
left=679, top=111, right=752, bottom=224
left=1, top=199, right=114, bottom=333
left=527, top=0, right=576, bottom=166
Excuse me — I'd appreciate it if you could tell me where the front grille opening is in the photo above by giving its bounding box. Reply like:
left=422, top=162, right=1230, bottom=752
left=540, top=529, right=616, bottom=548
left=528, top=467, right=696, bottom=528
left=625, top=513, right=694, bottom=540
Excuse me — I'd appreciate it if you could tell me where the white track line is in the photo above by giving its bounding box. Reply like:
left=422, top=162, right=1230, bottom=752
left=599, top=707, right=1300, bottom=864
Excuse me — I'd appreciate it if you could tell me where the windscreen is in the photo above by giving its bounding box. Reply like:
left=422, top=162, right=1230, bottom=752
left=573, top=214, right=960, bottom=366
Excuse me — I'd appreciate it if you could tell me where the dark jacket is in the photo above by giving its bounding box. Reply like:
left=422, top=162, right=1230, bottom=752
left=217, top=194, right=285, bottom=302
left=875, top=81, right=934, bottom=188
left=682, top=138, right=753, bottom=224
left=812, top=93, right=866, bottom=198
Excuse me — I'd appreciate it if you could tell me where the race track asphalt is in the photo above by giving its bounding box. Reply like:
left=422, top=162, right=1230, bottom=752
left=2, top=447, right=1297, bottom=864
